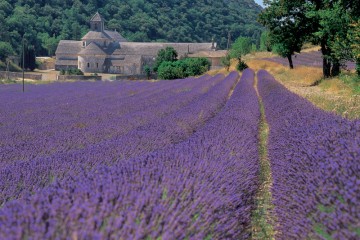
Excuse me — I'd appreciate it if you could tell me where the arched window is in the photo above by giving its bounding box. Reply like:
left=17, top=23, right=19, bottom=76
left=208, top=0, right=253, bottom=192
left=87, top=63, right=90, bottom=68
left=95, top=23, right=98, bottom=31
left=96, top=63, right=99, bottom=68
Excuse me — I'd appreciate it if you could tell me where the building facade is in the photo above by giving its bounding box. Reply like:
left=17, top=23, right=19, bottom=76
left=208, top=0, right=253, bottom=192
left=55, top=13, right=224, bottom=75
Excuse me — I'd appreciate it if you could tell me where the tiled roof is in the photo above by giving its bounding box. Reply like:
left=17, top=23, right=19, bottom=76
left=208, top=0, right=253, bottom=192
left=104, top=30, right=127, bottom=42
left=113, top=42, right=213, bottom=57
left=102, top=42, right=120, bottom=55
left=188, top=50, right=228, bottom=58
left=91, top=12, right=105, bottom=22
left=125, top=55, right=143, bottom=63
left=82, top=31, right=112, bottom=40
left=79, top=42, right=107, bottom=55
left=55, top=40, right=83, bottom=55
left=110, top=55, right=143, bottom=66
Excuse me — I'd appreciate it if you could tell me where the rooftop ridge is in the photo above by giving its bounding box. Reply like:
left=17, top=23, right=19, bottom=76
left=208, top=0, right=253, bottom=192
left=79, top=42, right=107, bottom=55
left=82, top=31, right=112, bottom=40
left=90, top=12, right=104, bottom=22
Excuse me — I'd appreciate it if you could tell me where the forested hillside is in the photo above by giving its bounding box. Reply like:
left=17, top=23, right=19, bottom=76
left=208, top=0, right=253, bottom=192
left=0, top=0, right=263, bottom=57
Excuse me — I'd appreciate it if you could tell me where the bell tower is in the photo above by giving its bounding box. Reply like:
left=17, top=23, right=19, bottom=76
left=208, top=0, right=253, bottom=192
left=90, top=12, right=105, bottom=32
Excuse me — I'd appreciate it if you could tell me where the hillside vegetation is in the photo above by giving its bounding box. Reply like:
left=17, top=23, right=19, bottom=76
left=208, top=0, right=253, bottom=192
left=0, top=0, right=263, bottom=57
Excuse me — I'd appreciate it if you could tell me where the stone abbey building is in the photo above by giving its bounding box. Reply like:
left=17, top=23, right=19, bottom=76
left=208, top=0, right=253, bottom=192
left=55, top=13, right=224, bottom=75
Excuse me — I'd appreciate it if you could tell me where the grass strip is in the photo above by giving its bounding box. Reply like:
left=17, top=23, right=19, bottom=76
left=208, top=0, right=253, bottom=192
left=251, top=73, right=276, bottom=239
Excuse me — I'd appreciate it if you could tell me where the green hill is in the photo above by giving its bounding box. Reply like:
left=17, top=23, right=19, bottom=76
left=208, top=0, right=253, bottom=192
left=0, top=0, right=263, bottom=56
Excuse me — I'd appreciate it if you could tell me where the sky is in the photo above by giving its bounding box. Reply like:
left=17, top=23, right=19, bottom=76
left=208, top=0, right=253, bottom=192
left=254, top=0, right=265, bottom=8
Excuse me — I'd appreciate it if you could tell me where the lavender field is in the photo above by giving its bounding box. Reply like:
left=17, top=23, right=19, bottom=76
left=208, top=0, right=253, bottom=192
left=0, top=70, right=359, bottom=239
left=258, top=70, right=360, bottom=239
left=264, top=51, right=357, bottom=70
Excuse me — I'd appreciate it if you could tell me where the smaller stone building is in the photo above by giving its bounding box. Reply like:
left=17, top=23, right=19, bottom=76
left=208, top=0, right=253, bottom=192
left=188, top=50, right=228, bottom=70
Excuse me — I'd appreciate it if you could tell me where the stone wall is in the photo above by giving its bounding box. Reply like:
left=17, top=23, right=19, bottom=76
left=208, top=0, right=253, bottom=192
left=56, top=75, right=102, bottom=81
left=0, top=71, right=42, bottom=80
left=114, top=74, right=156, bottom=80
left=55, top=65, right=76, bottom=71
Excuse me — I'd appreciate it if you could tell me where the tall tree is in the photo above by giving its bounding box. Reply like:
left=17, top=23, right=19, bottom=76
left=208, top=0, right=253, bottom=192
left=221, top=54, right=231, bottom=71
left=0, top=42, right=14, bottom=61
left=153, top=47, right=178, bottom=73
left=348, top=19, right=360, bottom=76
left=306, top=1, right=351, bottom=77
left=259, top=0, right=307, bottom=69
left=333, top=1, right=360, bottom=76
left=229, top=37, right=252, bottom=64
left=20, top=44, right=36, bottom=71
left=260, top=30, right=272, bottom=52
left=349, top=20, right=360, bottom=76
left=260, top=0, right=353, bottom=77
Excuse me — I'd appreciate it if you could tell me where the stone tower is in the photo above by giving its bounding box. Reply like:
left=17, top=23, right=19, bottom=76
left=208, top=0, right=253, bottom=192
left=90, top=12, right=105, bottom=32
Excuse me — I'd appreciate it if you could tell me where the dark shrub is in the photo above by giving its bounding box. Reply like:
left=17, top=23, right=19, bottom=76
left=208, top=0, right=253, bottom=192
left=236, top=61, right=248, bottom=72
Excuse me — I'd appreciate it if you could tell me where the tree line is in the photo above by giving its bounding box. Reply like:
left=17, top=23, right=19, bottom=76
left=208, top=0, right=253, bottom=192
left=0, top=0, right=263, bottom=61
left=258, top=0, right=360, bottom=78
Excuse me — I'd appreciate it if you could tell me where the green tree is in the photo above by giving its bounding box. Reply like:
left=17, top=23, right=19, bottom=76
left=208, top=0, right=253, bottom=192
left=221, top=54, right=231, bottom=71
left=251, top=43, right=257, bottom=53
left=259, top=1, right=306, bottom=69
left=349, top=20, right=360, bottom=76
left=270, top=29, right=303, bottom=69
left=67, top=68, right=84, bottom=75
left=260, top=0, right=355, bottom=77
left=20, top=44, right=36, bottom=71
left=236, top=60, right=248, bottom=72
left=0, top=13, right=10, bottom=42
left=307, top=1, right=351, bottom=77
left=153, top=47, right=178, bottom=72
left=27, top=45, right=36, bottom=71
left=230, top=37, right=251, bottom=63
left=0, top=42, right=14, bottom=61
left=229, top=37, right=251, bottom=71
left=260, top=31, right=272, bottom=52
left=144, top=65, right=151, bottom=79
left=157, top=57, right=210, bottom=80
left=157, top=61, right=181, bottom=80
left=182, top=58, right=211, bottom=76
left=38, top=33, right=60, bottom=56
left=330, top=1, right=360, bottom=76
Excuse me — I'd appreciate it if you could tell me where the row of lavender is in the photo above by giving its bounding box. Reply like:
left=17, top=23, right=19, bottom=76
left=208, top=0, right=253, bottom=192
left=0, top=75, right=212, bottom=164
left=0, top=69, right=261, bottom=239
left=264, top=51, right=356, bottom=69
left=1, top=73, right=233, bottom=204
left=258, top=70, right=360, bottom=239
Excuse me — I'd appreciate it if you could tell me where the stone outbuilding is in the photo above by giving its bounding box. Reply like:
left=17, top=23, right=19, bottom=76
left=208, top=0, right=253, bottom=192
left=188, top=50, right=228, bottom=70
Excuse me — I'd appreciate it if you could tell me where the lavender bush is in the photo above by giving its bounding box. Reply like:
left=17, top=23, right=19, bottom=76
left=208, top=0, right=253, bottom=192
left=1, top=74, right=231, bottom=204
left=264, top=51, right=356, bottom=70
left=0, top=70, right=261, bottom=239
left=0, top=76, right=212, bottom=164
left=258, top=70, right=360, bottom=239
